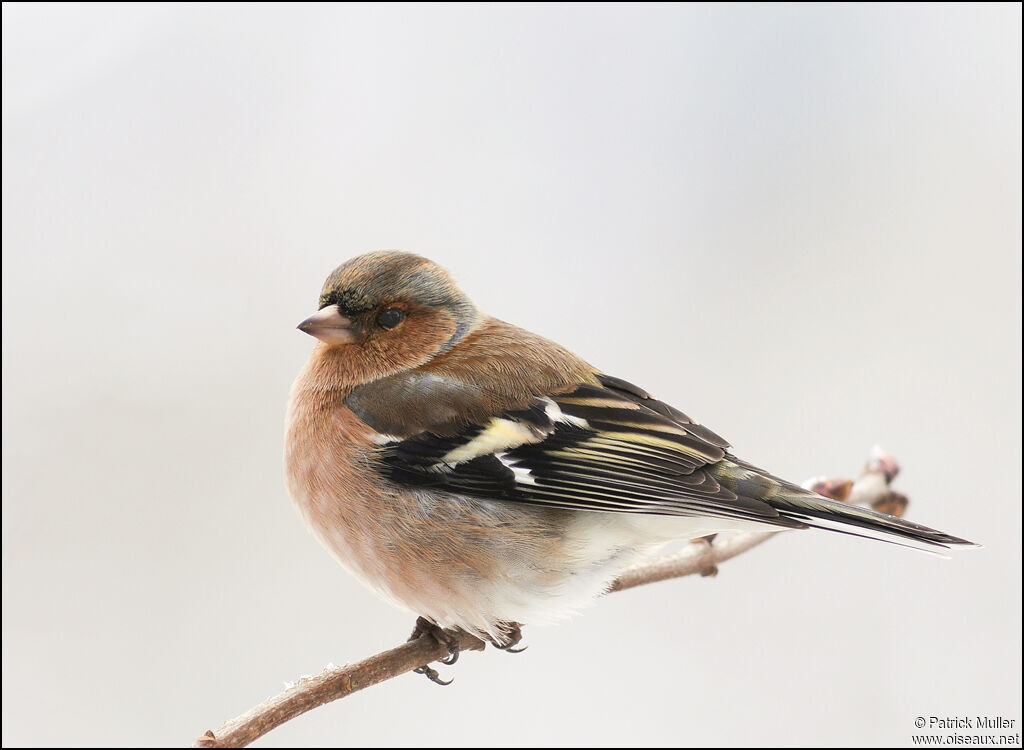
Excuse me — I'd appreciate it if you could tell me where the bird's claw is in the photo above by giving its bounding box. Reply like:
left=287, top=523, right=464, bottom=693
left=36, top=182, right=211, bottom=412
left=408, top=616, right=462, bottom=685
left=490, top=621, right=526, bottom=652
left=413, top=664, right=453, bottom=686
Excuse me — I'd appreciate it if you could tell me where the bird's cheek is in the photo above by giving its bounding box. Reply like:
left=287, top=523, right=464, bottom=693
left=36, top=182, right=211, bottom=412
left=391, top=317, right=458, bottom=360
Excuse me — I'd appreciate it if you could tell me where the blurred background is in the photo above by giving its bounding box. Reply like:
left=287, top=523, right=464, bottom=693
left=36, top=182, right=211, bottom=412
left=2, top=3, right=1020, bottom=747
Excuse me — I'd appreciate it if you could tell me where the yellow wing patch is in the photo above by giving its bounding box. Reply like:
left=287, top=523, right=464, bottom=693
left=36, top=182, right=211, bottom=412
left=441, top=418, right=544, bottom=464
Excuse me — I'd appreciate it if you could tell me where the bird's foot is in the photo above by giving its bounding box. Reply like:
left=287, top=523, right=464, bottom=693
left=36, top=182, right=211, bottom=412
left=409, top=616, right=463, bottom=685
left=490, top=621, right=527, bottom=653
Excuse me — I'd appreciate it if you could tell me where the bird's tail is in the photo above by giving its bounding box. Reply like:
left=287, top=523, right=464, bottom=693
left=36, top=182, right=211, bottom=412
left=767, top=492, right=978, bottom=553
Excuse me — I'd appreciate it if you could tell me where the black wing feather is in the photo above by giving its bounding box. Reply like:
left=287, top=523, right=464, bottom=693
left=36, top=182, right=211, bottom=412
left=379, top=378, right=800, bottom=528
left=377, top=374, right=975, bottom=549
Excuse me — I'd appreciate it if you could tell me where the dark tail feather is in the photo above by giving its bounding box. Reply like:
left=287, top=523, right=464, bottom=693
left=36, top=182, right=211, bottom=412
left=768, top=493, right=978, bottom=552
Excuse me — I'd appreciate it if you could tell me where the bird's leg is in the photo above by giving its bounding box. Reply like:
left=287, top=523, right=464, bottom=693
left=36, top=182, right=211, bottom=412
left=408, top=616, right=462, bottom=685
left=490, top=621, right=527, bottom=653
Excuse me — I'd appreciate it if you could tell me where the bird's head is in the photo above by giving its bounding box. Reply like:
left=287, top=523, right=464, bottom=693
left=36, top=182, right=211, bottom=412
left=297, top=250, right=480, bottom=381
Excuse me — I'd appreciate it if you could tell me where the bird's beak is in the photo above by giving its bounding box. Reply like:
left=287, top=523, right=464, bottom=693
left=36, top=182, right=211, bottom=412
left=297, top=304, right=357, bottom=344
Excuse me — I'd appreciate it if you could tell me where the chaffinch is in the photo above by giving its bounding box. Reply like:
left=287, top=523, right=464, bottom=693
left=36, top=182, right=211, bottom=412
left=285, top=251, right=973, bottom=649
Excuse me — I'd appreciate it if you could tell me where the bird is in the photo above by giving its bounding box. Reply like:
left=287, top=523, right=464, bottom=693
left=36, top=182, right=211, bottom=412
left=284, top=250, right=974, bottom=663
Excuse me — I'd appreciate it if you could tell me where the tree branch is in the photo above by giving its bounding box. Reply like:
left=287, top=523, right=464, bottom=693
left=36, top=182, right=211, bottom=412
left=195, top=449, right=902, bottom=748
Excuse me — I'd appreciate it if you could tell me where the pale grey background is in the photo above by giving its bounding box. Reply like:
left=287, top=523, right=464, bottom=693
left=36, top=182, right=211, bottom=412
left=2, top=4, right=1021, bottom=747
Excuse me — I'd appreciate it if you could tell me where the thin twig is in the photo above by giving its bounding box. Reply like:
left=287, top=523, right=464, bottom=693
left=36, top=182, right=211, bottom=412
left=609, top=530, right=779, bottom=591
left=195, top=450, right=899, bottom=748
left=195, top=632, right=486, bottom=748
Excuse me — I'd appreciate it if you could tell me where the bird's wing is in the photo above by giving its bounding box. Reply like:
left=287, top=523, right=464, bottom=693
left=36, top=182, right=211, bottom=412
left=373, top=373, right=975, bottom=549
left=375, top=373, right=807, bottom=529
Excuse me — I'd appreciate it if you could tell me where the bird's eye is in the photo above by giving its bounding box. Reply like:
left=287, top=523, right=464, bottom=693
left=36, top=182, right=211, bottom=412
left=376, top=308, right=406, bottom=329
